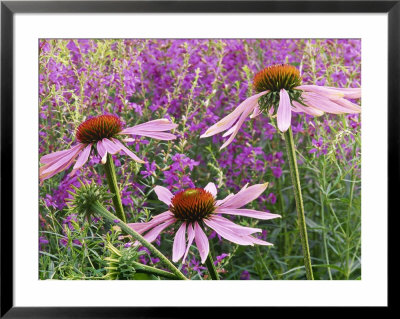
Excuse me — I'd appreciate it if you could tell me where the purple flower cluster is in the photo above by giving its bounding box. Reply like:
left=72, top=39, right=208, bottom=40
left=309, top=138, right=328, bottom=157
left=39, top=236, right=49, bottom=251
left=163, top=154, right=199, bottom=191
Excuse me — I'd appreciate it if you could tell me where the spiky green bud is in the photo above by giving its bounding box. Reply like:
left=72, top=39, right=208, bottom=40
left=104, top=242, right=145, bottom=280
left=66, top=178, right=114, bottom=223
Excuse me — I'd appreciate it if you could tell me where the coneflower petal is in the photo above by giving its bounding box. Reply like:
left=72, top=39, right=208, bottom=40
left=216, top=208, right=281, bottom=220
left=194, top=222, right=209, bottom=263
left=292, top=101, right=324, bottom=116
left=96, top=140, right=108, bottom=164
left=127, top=211, right=174, bottom=235
left=40, top=151, right=81, bottom=182
left=200, top=91, right=268, bottom=138
left=219, top=98, right=259, bottom=149
left=210, top=215, right=262, bottom=235
left=123, top=130, right=177, bottom=141
left=40, top=144, right=83, bottom=164
left=325, top=86, right=361, bottom=99
left=69, top=144, right=92, bottom=176
left=250, top=104, right=262, bottom=119
left=296, top=85, right=345, bottom=100
left=204, top=182, right=217, bottom=197
left=203, top=218, right=254, bottom=245
left=41, top=144, right=84, bottom=175
left=215, top=194, right=234, bottom=207
left=182, top=223, right=195, bottom=263
left=127, top=223, right=157, bottom=235
left=112, top=139, right=145, bottom=163
left=220, top=183, right=268, bottom=209
left=304, top=92, right=356, bottom=114
left=334, top=98, right=361, bottom=113
left=222, top=124, right=237, bottom=138
left=154, top=185, right=174, bottom=206
left=277, top=89, right=292, bottom=132
left=102, top=138, right=122, bottom=154
left=249, top=236, right=273, bottom=246
left=143, top=218, right=175, bottom=243
left=172, top=222, right=187, bottom=262
left=121, top=119, right=178, bottom=132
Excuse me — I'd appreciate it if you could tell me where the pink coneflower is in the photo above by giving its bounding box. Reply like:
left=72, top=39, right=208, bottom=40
left=127, top=182, right=280, bottom=263
left=200, top=64, right=361, bottom=149
left=39, top=114, right=177, bottom=182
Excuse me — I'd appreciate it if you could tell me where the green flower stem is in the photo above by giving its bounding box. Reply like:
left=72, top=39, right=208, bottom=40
left=276, top=177, right=289, bottom=260
left=283, top=127, right=314, bottom=280
left=205, top=252, right=220, bottom=280
left=131, top=261, right=180, bottom=280
left=103, top=153, right=126, bottom=223
left=91, top=201, right=188, bottom=280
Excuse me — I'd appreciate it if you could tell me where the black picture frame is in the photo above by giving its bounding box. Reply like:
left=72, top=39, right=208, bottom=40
left=1, top=0, right=395, bottom=317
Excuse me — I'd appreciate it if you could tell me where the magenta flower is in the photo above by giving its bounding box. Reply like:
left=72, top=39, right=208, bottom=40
left=39, top=114, right=177, bottom=182
left=200, top=64, right=361, bottom=149
left=127, top=182, right=280, bottom=263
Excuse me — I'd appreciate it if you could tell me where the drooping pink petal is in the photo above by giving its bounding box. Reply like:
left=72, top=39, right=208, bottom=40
left=120, top=118, right=177, bottom=140
left=277, top=89, right=292, bottom=132
left=112, top=138, right=145, bottom=163
left=40, top=151, right=81, bottom=182
left=216, top=208, right=281, bottom=220
left=150, top=210, right=175, bottom=222
left=222, top=124, right=237, bottom=137
left=40, top=144, right=83, bottom=164
left=40, top=144, right=84, bottom=175
left=143, top=218, right=176, bottom=243
left=102, top=138, right=122, bottom=154
left=40, top=163, right=70, bottom=182
left=127, top=211, right=174, bottom=234
left=325, top=86, right=361, bottom=99
left=203, top=218, right=254, bottom=245
left=200, top=91, right=268, bottom=138
left=249, top=236, right=273, bottom=246
left=292, top=101, right=324, bottom=116
left=194, top=222, right=209, bottom=263
left=127, top=222, right=157, bottom=235
left=219, top=97, right=259, bottom=149
left=303, top=92, right=355, bottom=114
left=96, top=140, right=108, bottom=164
left=121, top=119, right=178, bottom=133
left=127, top=131, right=177, bottom=140
left=209, top=215, right=262, bottom=235
left=172, top=222, right=187, bottom=262
left=250, top=104, right=262, bottom=119
left=154, top=185, right=174, bottom=206
left=296, top=85, right=345, bottom=100
left=215, top=184, right=248, bottom=207
left=215, top=194, right=235, bottom=207
left=182, top=223, right=195, bottom=263
left=204, top=182, right=217, bottom=197
left=219, top=183, right=269, bottom=209
left=334, top=98, right=361, bottom=113
left=69, top=144, right=92, bottom=176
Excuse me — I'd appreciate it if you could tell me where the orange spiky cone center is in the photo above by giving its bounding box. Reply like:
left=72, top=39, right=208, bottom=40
left=253, top=64, right=302, bottom=93
left=76, top=115, right=123, bottom=144
left=170, top=188, right=215, bottom=222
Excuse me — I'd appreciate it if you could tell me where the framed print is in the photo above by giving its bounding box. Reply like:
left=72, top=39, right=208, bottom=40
left=1, top=0, right=395, bottom=316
